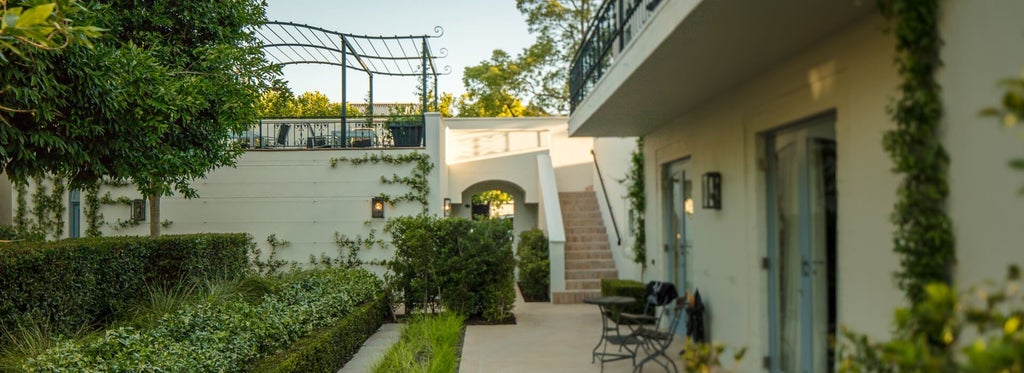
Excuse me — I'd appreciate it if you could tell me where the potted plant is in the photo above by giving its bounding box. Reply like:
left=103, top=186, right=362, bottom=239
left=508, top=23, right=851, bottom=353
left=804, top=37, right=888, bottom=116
left=385, top=105, right=424, bottom=147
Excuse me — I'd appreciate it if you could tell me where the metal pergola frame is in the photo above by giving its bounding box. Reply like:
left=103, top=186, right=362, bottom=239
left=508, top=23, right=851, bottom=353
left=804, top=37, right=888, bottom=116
left=255, top=21, right=449, bottom=118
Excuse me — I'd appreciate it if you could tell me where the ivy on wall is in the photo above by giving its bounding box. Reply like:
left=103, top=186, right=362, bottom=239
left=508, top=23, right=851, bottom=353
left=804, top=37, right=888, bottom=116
left=329, top=152, right=435, bottom=213
left=13, top=177, right=66, bottom=240
left=878, top=0, right=955, bottom=305
left=84, top=184, right=103, bottom=237
left=622, top=138, right=646, bottom=269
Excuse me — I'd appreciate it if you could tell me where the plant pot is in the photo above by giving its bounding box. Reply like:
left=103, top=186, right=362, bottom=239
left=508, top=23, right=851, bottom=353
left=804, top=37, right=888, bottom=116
left=388, top=121, right=423, bottom=147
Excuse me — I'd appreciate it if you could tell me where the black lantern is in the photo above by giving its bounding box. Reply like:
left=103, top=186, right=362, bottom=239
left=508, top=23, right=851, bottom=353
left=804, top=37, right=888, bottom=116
left=371, top=197, right=385, bottom=218
left=702, top=172, right=722, bottom=209
left=131, top=199, right=147, bottom=221
left=443, top=198, right=452, bottom=217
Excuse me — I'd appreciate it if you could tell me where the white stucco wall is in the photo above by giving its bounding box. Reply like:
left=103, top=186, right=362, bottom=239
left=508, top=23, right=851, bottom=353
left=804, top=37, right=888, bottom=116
left=639, top=16, right=901, bottom=370
left=940, top=0, right=1024, bottom=289
left=0, top=172, right=12, bottom=226
left=592, top=137, right=642, bottom=281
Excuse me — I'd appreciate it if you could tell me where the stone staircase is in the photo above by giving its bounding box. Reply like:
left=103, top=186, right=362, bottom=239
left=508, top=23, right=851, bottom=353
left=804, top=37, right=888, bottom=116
left=552, top=190, right=618, bottom=304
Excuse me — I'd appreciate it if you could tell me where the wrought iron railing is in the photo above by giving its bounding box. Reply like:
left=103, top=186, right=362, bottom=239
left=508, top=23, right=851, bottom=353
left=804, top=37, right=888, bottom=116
left=234, top=116, right=426, bottom=150
left=569, top=0, right=662, bottom=112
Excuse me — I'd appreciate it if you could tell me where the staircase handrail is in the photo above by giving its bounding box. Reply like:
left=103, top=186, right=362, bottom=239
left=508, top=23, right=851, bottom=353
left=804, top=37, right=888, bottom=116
left=591, top=150, right=622, bottom=246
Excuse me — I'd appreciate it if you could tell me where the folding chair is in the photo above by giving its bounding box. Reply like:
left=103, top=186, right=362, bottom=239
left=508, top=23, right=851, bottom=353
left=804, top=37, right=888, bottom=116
left=616, top=281, right=683, bottom=373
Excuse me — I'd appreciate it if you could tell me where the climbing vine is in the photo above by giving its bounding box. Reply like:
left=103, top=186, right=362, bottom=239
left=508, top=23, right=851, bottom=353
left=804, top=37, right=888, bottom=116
left=622, top=138, right=646, bottom=269
left=329, top=152, right=434, bottom=213
left=878, top=0, right=954, bottom=306
left=333, top=221, right=389, bottom=268
left=12, top=177, right=67, bottom=240
left=84, top=184, right=103, bottom=237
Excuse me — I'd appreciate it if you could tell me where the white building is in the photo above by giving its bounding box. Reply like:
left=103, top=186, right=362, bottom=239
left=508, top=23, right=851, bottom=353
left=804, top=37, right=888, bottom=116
left=568, top=0, right=1024, bottom=372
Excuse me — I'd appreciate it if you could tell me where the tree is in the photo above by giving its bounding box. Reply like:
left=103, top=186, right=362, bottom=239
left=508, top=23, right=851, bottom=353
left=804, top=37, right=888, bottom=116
left=257, top=89, right=360, bottom=117
left=458, top=0, right=597, bottom=116
left=100, top=0, right=279, bottom=236
left=457, top=49, right=546, bottom=117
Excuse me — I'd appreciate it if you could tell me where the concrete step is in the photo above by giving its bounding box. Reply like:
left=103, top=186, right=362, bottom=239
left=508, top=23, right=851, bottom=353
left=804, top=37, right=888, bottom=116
left=561, top=211, right=603, bottom=220
left=565, top=242, right=610, bottom=251
left=566, top=250, right=612, bottom=260
left=566, top=259, right=616, bottom=271
left=565, top=269, right=618, bottom=280
left=567, top=233, right=609, bottom=243
left=565, top=279, right=601, bottom=290
left=565, top=226, right=607, bottom=235
left=552, top=290, right=602, bottom=304
left=562, top=219, right=605, bottom=227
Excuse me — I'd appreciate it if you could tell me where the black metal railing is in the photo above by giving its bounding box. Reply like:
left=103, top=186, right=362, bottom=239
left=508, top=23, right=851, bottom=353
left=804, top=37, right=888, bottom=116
left=234, top=115, right=426, bottom=150
left=591, top=150, right=621, bottom=246
left=569, top=0, right=662, bottom=112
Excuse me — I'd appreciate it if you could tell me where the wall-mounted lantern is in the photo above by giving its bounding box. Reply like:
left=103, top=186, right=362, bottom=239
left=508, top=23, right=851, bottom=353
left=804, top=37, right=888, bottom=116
left=371, top=197, right=385, bottom=218
left=702, top=172, right=722, bottom=210
left=131, top=199, right=147, bottom=221
left=443, top=198, right=452, bottom=217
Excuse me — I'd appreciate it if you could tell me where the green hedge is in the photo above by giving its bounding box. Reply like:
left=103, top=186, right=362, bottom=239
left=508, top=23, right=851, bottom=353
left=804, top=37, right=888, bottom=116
left=386, top=215, right=515, bottom=321
left=601, top=279, right=647, bottom=319
left=252, top=294, right=388, bottom=373
left=0, top=233, right=251, bottom=335
left=516, top=228, right=550, bottom=302
left=24, top=267, right=382, bottom=372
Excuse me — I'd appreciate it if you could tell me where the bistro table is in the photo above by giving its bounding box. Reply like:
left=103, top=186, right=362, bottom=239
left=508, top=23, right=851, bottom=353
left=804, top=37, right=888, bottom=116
left=583, top=295, right=639, bottom=370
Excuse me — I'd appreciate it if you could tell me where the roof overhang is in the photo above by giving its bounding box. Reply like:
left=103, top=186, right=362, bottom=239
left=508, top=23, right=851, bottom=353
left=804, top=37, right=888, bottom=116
left=568, top=0, right=874, bottom=137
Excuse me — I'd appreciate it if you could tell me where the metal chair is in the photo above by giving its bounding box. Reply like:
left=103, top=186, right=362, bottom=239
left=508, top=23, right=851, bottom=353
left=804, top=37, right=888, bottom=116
left=616, top=281, right=683, bottom=373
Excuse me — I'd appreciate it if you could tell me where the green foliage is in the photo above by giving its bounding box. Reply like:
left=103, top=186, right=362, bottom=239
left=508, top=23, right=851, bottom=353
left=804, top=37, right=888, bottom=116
left=386, top=215, right=516, bottom=321
left=457, top=48, right=548, bottom=117
left=0, top=233, right=251, bottom=336
left=330, top=152, right=435, bottom=213
left=517, top=228, right=550, bottom=302
left=333, top=225, right=387, bottom=268
left=681, top=339, right=747, bottom=373
left=600, top=278, right=647, bottom=318
left=0, top=225, right=17, bottom=240
left=472, top=189, right=514, bottom=214
left=83, top=183, right=101, bottom=237
left=250, top=292, right=388, bottom=373
left=839, top=265, right=1024, bottom=373
left=980, top=68, right=1024, bottom=193
left=257, top=88, right=361, bottom=118
left=0, top=0, right=102, bottom=63
left=250, top=234, right=292, bottom=277
left=23, top=267, right=383, bottom=372
left=878, top=0, right=954, bottom=306
left=622, top=137, right=646, bottom=268
left=371, top=313, right=464, bottom=373
left=11, top=177, right=66, bottom=241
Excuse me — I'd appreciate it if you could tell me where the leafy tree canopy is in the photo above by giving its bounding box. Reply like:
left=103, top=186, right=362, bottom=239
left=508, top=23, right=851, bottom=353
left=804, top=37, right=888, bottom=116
left=257, top=88, right=360, bottom=118
left=457, top=0, right=596, bottom=116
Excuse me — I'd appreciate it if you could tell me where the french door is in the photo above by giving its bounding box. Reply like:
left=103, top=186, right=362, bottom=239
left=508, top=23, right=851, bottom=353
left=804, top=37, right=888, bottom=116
left=664, top=158, right=694, bottom=335
left=766, top=114, right=837, bottom=373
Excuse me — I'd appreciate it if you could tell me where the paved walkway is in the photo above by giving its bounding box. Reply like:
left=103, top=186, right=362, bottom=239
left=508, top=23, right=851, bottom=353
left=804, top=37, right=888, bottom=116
left=341, top=293, right=684, bottom=373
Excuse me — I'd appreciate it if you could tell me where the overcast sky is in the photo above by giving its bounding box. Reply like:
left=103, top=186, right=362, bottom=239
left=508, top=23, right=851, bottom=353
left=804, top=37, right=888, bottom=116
left=265, top=1, right=535, bottom=104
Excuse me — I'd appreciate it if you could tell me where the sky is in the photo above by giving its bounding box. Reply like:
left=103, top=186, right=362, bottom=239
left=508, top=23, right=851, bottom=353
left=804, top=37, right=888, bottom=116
left=264, top=1, right=536, bottom=104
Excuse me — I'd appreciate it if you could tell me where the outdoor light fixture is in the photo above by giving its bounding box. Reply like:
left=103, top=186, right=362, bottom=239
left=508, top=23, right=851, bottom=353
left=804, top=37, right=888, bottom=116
left=702, top=172, right=722, bottom=210
left=443, top=198, right=452, bottom=217
left=131, top=199, right=147, bottom=221
left=371, top=197, right=385, bottom=218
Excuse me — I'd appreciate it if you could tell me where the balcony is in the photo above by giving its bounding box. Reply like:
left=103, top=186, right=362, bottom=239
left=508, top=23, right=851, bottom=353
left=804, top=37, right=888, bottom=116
left=568, top=0, right=873, bottom=137
left=234, top=115, right=426, bottom=150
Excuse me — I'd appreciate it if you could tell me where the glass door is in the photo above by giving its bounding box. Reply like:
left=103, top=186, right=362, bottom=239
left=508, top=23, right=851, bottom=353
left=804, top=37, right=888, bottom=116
left=766, top=114, right=837, bottom=373
left=664, top=158, right=694, bottom=335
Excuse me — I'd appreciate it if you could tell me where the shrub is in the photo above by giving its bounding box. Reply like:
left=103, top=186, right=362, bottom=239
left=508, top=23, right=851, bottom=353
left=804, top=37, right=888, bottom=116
left=601, top=279, right=647, bottom=319
left=372, top=313, right=464, bottom=373
left=23, top=267, right=382, bottom=372
left=0, top=234, right=251, bottom=336
left=386, top=215, right=516, bottom=321
left=839, top=265, right=1024, bottom=373
left=517, top=228, right=550, bottom=302
left=251, top=293, right=388, bottom=373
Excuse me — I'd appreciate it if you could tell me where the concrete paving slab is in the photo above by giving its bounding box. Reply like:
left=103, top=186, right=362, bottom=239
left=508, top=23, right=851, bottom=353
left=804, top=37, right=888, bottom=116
left=459, top=298, right=685, bottom=373
left=337, top=323, right=403, bottom=373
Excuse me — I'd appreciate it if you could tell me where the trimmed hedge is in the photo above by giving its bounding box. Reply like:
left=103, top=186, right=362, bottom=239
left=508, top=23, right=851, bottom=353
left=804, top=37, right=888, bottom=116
left=601, top=279, right=647, bottom=319
left=0, top=234, right=251, bottom=335
left=386, top=215, right=516, bottom=321
left=516, top=228, right=550, bottom=302
left=252, top=294, right=388, bottom=372
left=24, top=267, right=382, bottom=372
